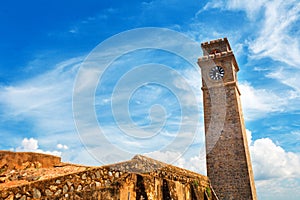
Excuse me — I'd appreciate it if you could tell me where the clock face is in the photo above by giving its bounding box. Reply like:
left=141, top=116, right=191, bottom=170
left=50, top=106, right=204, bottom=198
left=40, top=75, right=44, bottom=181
left=209, top=66, right=225, bottom=80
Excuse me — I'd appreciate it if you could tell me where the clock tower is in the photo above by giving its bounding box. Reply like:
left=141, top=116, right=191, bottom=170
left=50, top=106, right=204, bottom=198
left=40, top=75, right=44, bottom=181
left=198, top=38, right=257, bottom=200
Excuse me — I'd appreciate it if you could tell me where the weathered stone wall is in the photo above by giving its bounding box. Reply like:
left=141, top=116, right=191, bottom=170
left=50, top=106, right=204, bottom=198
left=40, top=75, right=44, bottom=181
left=1, top=166, right=123, bottom=199
left=0, top=151, right=61, bottom=171
left=0, top=155, right=216, bottom=200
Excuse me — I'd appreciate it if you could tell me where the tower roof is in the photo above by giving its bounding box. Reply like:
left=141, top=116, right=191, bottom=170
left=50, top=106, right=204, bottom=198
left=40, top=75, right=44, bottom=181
left=198, top=37, right=239, bottom=72
left=201, top=38, right=232, bottom=56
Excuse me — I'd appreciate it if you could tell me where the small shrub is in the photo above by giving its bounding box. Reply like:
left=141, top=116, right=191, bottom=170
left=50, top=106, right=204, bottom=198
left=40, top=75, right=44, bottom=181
left=193, top=180, right=199, bottom=187
left=206, top=187, right=211, bottom=198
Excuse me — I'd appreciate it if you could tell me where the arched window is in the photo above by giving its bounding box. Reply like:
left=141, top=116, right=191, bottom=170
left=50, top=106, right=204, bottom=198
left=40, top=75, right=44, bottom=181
left=209, top=49, right=221, bottom=55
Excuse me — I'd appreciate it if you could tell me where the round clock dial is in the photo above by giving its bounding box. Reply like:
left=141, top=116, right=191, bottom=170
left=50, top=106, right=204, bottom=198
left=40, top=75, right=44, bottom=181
left=209, top=66, right=225, bottom=80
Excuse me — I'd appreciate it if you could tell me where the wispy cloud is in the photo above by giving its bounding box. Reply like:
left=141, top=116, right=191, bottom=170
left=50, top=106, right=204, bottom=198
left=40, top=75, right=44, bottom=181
left=239, top=82, right=288, bottom=120
left=0, top=56, right=83, bottom=160
left=200, top=0, right=300, bottom=67
left=197, top=0, right=266, bottom=19
left=249, top=1, right=300, bottom=67
left=0, top=57, right=82, bottom=124
left=267, top=68, right=300, bottom=93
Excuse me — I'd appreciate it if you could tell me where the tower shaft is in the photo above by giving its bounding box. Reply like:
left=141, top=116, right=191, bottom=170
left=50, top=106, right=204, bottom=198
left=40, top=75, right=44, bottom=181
left=198, top=38, right=257, bottom=200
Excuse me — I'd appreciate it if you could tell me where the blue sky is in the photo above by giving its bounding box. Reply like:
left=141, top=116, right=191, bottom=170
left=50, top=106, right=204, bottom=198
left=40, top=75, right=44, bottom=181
left=0, top=1, right=300, bottom=199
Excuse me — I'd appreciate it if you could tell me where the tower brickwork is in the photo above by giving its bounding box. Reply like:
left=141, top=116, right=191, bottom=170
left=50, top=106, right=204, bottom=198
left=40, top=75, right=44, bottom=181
left=198, top=38, right=257, bottom=200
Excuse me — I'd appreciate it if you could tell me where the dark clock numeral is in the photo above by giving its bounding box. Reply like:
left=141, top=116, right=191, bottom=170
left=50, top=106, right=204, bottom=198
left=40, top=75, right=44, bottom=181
left=209, top=66, right=224, bottom=80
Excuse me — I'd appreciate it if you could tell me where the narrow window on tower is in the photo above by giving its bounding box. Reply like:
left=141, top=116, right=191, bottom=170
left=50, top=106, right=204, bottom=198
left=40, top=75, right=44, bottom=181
left=210, top=49, right=221, bottom=55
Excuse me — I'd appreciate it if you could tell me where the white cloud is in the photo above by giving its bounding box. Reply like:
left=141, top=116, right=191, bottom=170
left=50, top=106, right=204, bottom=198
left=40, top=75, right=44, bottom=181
left=256, top=178, right=300, bottom=200
left=246, top=129, right=300, bottom=199
left=245, top=129, right=300, bottom=199
left=238, top=77, right=297, bottom=126
left=250, top=137, right=300, bottom=180
left=175, top=153, right=207, bottom=175
left=239, top=82, right=287, bottom=120
left=247, top=130, right=300, bottom=200
left=21, top=138, right=39, bottom=151
left=246, top=129, right=252, bottom=147
left=57, top=143, right=69, bottom=150
left=16, top=138, right=61, bottom=157
left=145, top=150, right=206, bottom=175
